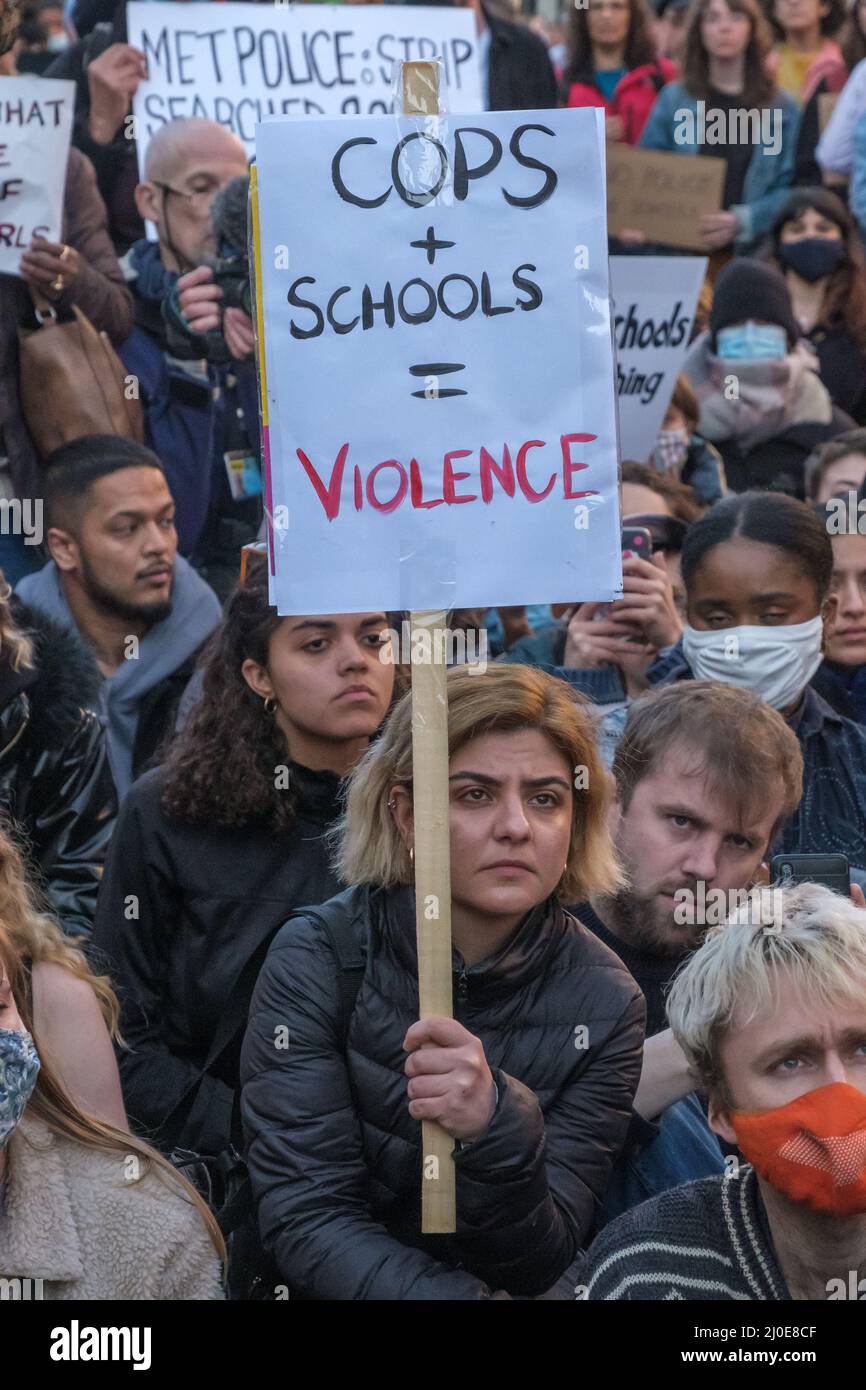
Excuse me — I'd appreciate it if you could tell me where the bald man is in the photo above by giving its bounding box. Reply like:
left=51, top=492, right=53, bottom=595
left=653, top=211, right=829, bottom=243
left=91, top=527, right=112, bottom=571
left=135, top=118, right=248, bottom=275
left=118, top=118, right=259, bottom=586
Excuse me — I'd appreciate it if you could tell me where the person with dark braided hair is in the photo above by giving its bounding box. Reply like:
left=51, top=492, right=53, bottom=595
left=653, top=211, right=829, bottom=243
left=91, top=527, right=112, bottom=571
left=91, top=562, right=397, bottom=1159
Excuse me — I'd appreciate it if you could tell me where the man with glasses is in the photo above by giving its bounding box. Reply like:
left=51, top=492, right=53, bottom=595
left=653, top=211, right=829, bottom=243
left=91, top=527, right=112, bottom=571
left=118, top=118, right=258, bottom=596
left=134, top=118, right=248, bottom=278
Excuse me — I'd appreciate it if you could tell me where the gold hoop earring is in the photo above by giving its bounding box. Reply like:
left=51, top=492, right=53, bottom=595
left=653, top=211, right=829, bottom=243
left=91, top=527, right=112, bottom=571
left=263, top=696, right=277, bottom=715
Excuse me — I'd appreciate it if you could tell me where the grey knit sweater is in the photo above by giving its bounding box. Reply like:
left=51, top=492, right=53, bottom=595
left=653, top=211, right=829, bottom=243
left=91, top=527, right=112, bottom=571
left=578, top=1167, right=791, bottom=1300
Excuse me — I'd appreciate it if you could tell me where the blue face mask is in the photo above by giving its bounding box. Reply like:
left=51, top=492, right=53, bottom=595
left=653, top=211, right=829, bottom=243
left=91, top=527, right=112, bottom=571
left=716, top=323, right=788, bottom=362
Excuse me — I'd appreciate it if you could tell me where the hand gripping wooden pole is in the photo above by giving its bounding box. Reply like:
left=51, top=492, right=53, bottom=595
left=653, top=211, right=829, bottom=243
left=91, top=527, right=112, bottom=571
left=402, top=59, right=456, bottom=1235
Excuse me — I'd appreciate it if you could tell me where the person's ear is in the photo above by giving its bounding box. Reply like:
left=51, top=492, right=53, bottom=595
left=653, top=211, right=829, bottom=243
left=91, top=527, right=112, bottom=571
left=241, top=657, right=275, bottom=704
left=135, top=181, right=161, bottom=225
left=708, top=1093, right=737, bottom=1147
left=46, top=526, right=79, bottom=574
left=388, top=783, right=414, bottom=851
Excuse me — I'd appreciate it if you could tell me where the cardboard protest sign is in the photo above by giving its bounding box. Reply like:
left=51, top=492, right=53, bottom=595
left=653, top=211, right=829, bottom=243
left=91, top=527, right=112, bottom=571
left=606, top=144, right=724, bottom=251
left=253, top=107, right=622, bottom=615
left=610, top=256, right=707, bottom=461
left=128, top=2, right=482, bottom=167
left=0, top=77, right=74, bottom=276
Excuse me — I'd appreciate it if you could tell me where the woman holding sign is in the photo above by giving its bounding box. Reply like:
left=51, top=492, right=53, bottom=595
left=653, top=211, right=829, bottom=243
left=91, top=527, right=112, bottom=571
left=241, top=664, right=645, bottom=1300
left=640, top=0, right=799, bottom=252
left=0, top=28, right=133, bottom=583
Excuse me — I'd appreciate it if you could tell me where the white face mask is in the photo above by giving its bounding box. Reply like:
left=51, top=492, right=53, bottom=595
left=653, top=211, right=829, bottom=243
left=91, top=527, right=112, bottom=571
left=682, top=617, right=824, bottom=711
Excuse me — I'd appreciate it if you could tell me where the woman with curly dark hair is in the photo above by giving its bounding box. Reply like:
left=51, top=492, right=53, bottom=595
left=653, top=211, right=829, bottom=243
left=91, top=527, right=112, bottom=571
left=91, top=562, right=396, bottom=1157
left=563, top=0, right=675, bottom=146
left=764, top=187, right=866, bottom=424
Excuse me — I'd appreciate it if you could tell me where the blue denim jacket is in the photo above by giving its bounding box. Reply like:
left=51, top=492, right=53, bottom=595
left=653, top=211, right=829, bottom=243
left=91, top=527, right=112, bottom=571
left=640, top=83, right=800, bottom=247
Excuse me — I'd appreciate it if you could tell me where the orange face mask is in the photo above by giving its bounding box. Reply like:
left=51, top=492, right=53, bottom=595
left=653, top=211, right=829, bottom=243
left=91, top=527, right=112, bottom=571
left=731, top=1082, right=866, bottom=1216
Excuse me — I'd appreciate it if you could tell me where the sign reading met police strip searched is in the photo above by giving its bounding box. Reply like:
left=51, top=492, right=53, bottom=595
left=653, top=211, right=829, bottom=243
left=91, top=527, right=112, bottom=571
left=128, top=2, right=481, bottom=161
left=258, top=109, right=620, bottom=611
left=255, top=107, right=622, bottom=614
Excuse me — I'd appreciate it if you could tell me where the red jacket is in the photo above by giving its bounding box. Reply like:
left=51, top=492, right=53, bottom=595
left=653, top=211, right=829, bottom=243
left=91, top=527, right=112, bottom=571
left=566, top=59, right=677, bottom=145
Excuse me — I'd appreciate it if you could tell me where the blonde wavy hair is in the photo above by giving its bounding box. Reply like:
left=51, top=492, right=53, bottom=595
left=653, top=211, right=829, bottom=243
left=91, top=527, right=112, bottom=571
left=0, top=822, right=120, bottom=1038
left=666, top=882, right=866, bottom=1109
left=0, top=918, right=225, bottom=1268
left=0, top=575, right=33, bottom=674
left=335, top=664, right=624, bottom=904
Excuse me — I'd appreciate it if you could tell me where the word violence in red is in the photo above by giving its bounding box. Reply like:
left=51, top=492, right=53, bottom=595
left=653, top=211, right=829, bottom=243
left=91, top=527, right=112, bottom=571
left=295, top=432, right=599, bottom=520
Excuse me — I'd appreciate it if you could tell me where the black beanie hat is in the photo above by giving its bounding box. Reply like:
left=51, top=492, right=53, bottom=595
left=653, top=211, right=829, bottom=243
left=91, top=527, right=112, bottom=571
left=709, top=258, right=800, bottom=351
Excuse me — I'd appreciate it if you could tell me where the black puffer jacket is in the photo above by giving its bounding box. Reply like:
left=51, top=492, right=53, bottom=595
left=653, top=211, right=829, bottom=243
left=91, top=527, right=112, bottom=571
left=241, top=882, right=645, bottom=1300
left=92, top=761, right=343, bottom=1156
left=0, top=601, right=116, bottom=937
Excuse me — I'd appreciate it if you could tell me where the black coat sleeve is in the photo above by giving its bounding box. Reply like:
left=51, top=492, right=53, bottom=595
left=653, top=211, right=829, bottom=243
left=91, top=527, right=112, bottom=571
left=241, top=917, right=491, bottom=1300
left=91, top=780, right=233, bottom=1151
left=25, top=711, right=117, bottom=939
left=453, top=982, right=646, bottom=1295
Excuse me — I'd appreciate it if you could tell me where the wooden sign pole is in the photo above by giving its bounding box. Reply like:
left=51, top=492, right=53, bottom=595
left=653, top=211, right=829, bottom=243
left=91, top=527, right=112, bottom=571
left=402, top=60, right=456, bottom=1236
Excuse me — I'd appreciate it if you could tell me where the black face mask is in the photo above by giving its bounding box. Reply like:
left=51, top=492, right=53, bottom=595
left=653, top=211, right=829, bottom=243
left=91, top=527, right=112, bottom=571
left=778, top=236, right=847, bottom=283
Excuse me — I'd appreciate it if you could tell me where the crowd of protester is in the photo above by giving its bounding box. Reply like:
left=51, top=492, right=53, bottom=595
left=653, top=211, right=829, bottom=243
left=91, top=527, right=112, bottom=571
left=1, top=0, right=866, bottom=1306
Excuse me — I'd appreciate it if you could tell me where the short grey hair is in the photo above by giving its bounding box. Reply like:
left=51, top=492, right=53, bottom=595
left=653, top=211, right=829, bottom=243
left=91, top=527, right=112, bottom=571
left=666, top=882, right=866, bottom=1106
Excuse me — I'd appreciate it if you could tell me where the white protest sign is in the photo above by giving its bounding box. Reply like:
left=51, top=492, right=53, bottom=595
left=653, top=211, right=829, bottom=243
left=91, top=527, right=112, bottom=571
left=610, top=256, right=707, bottom=462
left=128, top=2, right=482, bottom=167
left=254, top=107, right=622, bottom=615
left=0, top=77, right=74, bottom=276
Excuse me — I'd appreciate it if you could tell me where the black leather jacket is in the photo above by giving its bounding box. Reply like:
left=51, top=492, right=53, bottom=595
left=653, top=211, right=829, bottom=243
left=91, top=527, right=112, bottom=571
left=0, top=601, right=117, bottom=937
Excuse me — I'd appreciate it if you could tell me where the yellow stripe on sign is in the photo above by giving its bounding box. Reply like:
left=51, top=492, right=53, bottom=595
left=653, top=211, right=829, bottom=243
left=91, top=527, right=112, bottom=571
left=250, top=162, right=269, bottom=428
